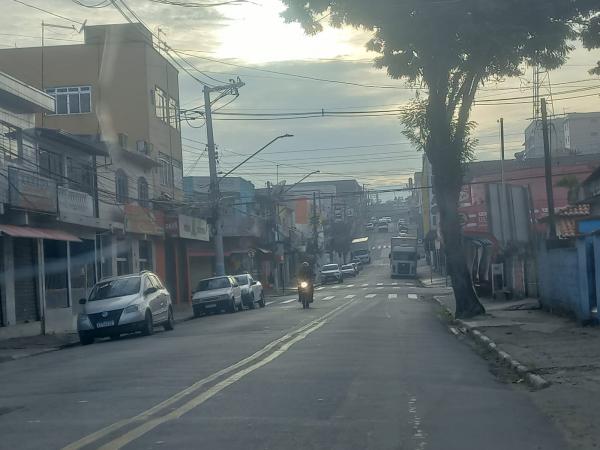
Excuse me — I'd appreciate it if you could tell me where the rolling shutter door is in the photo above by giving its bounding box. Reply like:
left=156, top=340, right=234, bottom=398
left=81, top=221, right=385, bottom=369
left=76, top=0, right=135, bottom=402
left=14, top=238, right=39, bottom=323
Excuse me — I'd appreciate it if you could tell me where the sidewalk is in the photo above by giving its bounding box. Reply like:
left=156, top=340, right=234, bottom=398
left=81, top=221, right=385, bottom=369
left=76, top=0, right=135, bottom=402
left=435, top=293, right=600, bottom=449
left=416, top=261, right=451, bottom=288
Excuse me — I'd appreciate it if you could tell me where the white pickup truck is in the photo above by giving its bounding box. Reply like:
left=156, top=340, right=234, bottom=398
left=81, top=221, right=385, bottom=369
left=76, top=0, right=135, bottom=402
left=234, top=273, right=265, bottom=309
left=192, top=276, right=242, bottom=316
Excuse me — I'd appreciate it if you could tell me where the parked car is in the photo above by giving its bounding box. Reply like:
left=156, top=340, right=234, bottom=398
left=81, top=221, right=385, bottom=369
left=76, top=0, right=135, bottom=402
left=382, top=216, right=393, bottom=223
left=378, top=222, right=389, bottom=232
left=341, top=263, right=357, bottom=278
left=320, top=263, right=343, bottom=284
left=365, top=222, right=374, bottom=231
left=191, top=276, right=242, bottom=316
left=234, top=273, right=265, bottom=309
left=351, top=258, right=363, bottom=272
left=77, top=271, right=174, bottom=345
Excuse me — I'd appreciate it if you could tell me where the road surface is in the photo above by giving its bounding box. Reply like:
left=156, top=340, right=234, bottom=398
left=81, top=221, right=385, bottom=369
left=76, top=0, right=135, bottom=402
left=0, top=231, right=566, bottom=449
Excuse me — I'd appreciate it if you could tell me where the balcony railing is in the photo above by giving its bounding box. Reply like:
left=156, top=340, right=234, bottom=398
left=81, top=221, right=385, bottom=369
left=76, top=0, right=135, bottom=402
left=58, top=185, right=94, bottom=218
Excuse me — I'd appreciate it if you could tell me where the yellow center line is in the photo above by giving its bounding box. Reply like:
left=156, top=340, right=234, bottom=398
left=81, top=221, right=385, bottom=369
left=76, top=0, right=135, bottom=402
left=62, top=299, right=355, bottom=450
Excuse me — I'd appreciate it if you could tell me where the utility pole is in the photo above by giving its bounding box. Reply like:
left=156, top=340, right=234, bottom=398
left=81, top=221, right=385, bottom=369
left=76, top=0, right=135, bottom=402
left=312, top=191, right=318, bottom=260
left=499, top=117, right=505, bottom=185
left=541, top=98, right=556, bottom=238
left=204, top=79, right=244, bottom=276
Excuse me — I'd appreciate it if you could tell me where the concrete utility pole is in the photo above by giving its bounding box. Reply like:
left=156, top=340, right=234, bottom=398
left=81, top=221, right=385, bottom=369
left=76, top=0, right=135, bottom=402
left=541, top=98, right=556, bottom=238
left=204, top=79, right=244, bottom=276
left=312, top=191, right=318, bottom=259
left=499, top=117, right=505, bottom=185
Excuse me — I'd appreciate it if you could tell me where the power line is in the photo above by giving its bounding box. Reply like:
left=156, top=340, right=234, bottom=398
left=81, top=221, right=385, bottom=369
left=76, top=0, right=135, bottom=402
left=12, top=0, right=85, bottom=24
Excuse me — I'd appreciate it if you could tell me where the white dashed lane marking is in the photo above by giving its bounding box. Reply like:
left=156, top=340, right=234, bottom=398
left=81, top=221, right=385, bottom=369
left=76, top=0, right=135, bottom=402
left=365, top=294, right=377, bottom=298
left=388, top=293, right=398, bottom=299
left=265, top=301, right=276, bottom=306
left=344, top=294, right=355, bottom=299
left=322, top=296, right=335, bottom=301
left=376, top=287, right=384, bottom=290
left=281, top=298, right=297, bottom=304
left=391, top=282, right=398, bottom=286
left=331, top=285, right=341, bottom=289
left=361, top=284, right=368, bottom=287
left=315, top=286, right=325, bottom=291
left=408, top=294, right=418, bottom=300
left=376, top=283, right=383, bottom=286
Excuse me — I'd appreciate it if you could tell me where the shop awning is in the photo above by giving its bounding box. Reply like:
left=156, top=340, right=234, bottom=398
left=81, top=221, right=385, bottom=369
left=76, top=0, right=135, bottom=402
left=0, top=224, right=81, bottom=242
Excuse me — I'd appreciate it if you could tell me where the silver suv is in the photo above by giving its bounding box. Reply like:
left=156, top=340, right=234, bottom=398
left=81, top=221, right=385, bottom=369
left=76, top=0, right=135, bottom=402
left=77, top=271, right=174, bottom=345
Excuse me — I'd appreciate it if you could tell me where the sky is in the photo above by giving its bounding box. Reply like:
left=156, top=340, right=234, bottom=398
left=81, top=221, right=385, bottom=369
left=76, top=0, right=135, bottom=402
left=4, top=0, right=600, bottom=196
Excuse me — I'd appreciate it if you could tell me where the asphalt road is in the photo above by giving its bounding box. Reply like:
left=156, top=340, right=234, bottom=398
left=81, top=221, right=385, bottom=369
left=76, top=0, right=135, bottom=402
left=0, top=231, right=566, bottom=449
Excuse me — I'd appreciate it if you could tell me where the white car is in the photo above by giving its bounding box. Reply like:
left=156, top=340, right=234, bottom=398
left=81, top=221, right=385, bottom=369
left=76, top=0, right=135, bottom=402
left=321, top=263, right=344, bottom=284
left=341, top=264, right=357, bottom=277
left=192, top=276, right=243, bottom=316
left=77, top=271, right=174, bottom=345
left=234, top=273, right=265, bottom=309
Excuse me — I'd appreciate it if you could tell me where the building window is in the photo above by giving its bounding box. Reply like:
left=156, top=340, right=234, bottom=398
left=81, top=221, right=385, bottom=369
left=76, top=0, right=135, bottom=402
left=153, top=86, right=179, bottom=130
left=159, top=158, right=173, bottom=187
left=46, top=86, right=91, bottom=115
left=115, top=169, right=129, bottom=203
left=116, top=237, right=132, bottom=276
left=138, top=177, right=149, bottom=207
left=0, top=121, right=21, bottom=161
left=139, top=240, right=153, bottom=271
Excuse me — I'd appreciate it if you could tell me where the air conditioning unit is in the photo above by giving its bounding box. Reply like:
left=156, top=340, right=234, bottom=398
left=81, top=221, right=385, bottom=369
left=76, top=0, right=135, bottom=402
left=136, top=140, right=153, bottom=155
left=118, top=133, right=128, bottom=149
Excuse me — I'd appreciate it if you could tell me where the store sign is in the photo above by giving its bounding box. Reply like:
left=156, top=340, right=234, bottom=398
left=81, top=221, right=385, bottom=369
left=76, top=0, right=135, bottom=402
left=124, top=204, right=164, bottom=236
left=166, top=214, right=209, bottom=241
left=8, top=167, right=57, bottom=213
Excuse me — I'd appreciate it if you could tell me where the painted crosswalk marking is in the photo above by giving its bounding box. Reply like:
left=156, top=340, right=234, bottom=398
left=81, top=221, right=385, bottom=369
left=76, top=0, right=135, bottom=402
left=331, top=285, right=341, bottom=289
left=365, top=294, right=377, bottom=298
left=265, top=301, right=276, bottom=306
left=408, top=294, right=418, bottom=300
left=281, top=298, right=297, bottom=304
left=377, top=283, right=383, bottom=286
left=346, top=284, right=355, bottom=288
left=361, top=283, right=368, bottom=287
left=315, top=286, right=325, bottom=291
left=344, top=294, right=355, bottom=299
left=391, top=282, right=398, bottom=286
left=376, top=287, right=384, bottom=290
left=322, top=296, right=335, bottom=301
left=388, top=293, right=398, bottom=299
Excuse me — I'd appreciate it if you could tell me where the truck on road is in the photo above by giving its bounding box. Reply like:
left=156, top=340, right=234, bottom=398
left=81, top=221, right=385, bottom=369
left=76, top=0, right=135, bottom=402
left=390, top=236, right=418, bottom=278
left=350, top=237, right=371, bottom=264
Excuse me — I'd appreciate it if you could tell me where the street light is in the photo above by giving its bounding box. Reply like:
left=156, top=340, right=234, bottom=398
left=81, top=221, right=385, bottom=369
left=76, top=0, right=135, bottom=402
left=218, top=134, right=294, bottom=182
left=212, top=133, right=293, bottom=277
left=282, top=170, right=320, bottom=195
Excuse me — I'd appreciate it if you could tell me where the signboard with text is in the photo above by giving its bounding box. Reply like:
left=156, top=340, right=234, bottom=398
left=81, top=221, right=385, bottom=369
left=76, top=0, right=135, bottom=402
left=124, top=204, right=164, bottom=236
left=166, top=214, right=209, bottom=241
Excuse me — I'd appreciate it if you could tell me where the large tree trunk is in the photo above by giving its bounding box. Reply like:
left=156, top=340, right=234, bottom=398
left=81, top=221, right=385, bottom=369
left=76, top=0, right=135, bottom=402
left=433, top=176, right=485, bottom=318
left=425, top=82, right=485, bottom=319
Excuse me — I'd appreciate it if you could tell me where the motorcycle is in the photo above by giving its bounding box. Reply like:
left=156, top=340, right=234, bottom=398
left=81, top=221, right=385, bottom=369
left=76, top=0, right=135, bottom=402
left=298, top=280, right=314, bottom=309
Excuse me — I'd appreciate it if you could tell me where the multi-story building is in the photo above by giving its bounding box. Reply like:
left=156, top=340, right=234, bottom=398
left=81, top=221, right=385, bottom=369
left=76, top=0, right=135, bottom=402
left=0, top=23, right=186, bottom=303
left=522, top=112, right=600, bottom=159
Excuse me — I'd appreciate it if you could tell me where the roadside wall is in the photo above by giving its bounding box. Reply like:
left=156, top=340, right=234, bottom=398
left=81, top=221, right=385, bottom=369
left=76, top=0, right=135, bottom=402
left=537, top=243, right=581, bottom=317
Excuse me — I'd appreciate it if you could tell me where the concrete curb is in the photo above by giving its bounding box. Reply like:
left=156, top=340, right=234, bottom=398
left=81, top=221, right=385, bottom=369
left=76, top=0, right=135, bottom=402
left=433, top=295, right=551, bottom=391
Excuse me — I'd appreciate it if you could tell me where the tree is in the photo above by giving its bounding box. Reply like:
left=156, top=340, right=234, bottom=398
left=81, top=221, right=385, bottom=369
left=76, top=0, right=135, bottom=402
left=281, top=0, right=600, bottom=318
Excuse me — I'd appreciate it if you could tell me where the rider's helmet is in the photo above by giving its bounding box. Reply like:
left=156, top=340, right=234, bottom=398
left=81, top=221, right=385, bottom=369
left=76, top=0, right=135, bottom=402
left=302, top=261, right=310, bottom=268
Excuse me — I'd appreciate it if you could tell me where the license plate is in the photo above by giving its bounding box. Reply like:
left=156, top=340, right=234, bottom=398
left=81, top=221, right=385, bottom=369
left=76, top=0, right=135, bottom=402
left=96, top=320, right=114, bottom=328
left=204, top=304, right=216, bottom=309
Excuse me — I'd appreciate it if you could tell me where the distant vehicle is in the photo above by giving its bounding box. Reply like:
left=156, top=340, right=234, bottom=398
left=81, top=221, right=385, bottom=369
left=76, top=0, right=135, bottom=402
left=234, top=273, right=265, bottom=309
left=370, top=216, right=377, bottom=222
left=351, top=258, right=363, bottom=272
left=341, top=263, right=357, bottom=277
left=378, top=222, right=389, bottom=232
left=77, top=271, right=174, bottom=345
left=350, top=237, right=371, bottom=264
left=365, top=222, right=374, bottom=231
left=321, top=263, right=343, bottom=284
left=382, top=217, right=392, bottom=223
left=192, top=276, right=243, bottom=316
left=390, top=236, right=418, bottom=278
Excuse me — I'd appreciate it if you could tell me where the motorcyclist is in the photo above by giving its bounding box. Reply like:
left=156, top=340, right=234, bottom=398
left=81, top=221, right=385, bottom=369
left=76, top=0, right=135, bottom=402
left=298, top=261, right=315, bottom=304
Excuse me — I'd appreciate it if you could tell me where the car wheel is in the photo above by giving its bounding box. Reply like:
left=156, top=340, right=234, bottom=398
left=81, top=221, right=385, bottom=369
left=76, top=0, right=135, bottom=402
left=163, top=306, right=175, bottom=331
left=228, top=297, right=237, bottom=314
left=249, top=294, right=256, bottom=310
left=193, top=307, right=202, bottom=318
left=79, top=332, right=94, bottom=346
left=141, top=310, right=154, bottom=336
left=258, top=293, right=265, bottom=308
